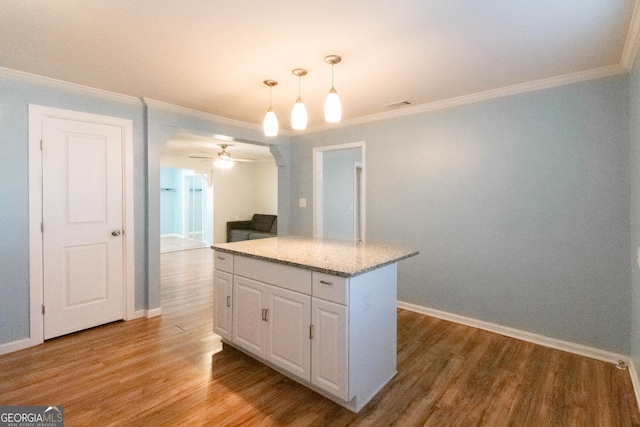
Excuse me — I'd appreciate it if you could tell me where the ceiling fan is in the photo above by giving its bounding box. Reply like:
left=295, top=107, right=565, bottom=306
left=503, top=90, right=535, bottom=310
left=189, top=144, right=255, bottom=169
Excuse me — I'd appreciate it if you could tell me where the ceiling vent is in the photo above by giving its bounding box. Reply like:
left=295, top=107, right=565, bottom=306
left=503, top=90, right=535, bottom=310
left=384, top=100, right=412, bottom=108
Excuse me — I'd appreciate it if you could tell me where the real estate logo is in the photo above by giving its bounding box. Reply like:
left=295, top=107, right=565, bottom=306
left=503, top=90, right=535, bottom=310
left=0, top=406, right=64, bottom=427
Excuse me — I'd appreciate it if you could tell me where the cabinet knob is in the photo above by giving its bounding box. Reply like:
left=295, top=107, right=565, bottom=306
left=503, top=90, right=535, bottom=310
left=320, top=280, right=333, bottom=286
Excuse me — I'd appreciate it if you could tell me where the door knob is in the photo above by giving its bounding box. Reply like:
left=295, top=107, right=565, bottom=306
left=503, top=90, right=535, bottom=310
left=111, top=229, right=122, bottom=237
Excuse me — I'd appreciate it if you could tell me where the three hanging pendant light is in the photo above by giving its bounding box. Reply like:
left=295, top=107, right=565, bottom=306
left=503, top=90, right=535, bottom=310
left=262, top=55, right=342, bottom=136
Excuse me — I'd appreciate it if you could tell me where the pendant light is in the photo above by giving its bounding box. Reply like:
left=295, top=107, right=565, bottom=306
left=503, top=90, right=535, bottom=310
left=263, top=80, right=278, bottom=137
left=291, top=68, right=308, bottom=130
left=324, top=55, right=342, bottom=123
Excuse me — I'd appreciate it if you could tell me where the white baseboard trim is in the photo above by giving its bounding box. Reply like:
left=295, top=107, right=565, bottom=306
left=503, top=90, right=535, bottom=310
left=1, top=309, right=163, bottom=356
left=397, top=301, right=627, bottom=365
left=160, top=233, right=182, bottom=238
left=399, top=301, right=640, bottom=411
left=629, top=360, right=640, bottom=411
left=146, top=307, right=163, bottom=318
left=134, top=307, right=163, bottom=318
left=0, top=337, right=41, bottom=356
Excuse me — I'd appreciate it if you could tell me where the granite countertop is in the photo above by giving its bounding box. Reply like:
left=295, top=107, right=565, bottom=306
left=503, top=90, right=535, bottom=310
left=212, top=236, right=418, bottom=277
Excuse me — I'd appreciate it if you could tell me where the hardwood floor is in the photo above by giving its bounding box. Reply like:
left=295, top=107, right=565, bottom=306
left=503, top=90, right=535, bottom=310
left=161, top=235, right=208, bottom=253
left=1, top=247, right=639, bottom=426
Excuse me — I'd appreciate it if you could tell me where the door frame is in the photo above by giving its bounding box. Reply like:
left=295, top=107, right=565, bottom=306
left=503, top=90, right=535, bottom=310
left=28, top=105, right=135, bottom=347
left=312, top=141, right=366, bottom=241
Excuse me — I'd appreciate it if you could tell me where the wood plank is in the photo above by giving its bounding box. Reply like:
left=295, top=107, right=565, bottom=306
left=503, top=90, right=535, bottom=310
left=0, top=248, right=638, bottom=426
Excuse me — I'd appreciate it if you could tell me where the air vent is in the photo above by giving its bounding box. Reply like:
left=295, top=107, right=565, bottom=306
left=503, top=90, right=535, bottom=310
left=384, top=100, right=412, bottom=108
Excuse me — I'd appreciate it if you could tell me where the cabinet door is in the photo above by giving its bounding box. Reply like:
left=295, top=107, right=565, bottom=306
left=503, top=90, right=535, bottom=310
left=311, top=298, right=348, bottom=400
left=232, top=276, right=267, bottom=358
left=266, top=286, right=311, bottom=381
left=213, top=270, right=233, bottom=340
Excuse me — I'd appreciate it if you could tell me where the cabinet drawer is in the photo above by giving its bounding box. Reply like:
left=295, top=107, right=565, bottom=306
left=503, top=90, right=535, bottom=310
left=312, top=272, right=348, bottom=305
left=235, top=255, right=311, bottom=295
left=214, top=250, right=234, bottom=273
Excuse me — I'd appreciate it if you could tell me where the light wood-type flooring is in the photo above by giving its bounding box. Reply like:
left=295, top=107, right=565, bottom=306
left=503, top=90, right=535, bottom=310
left=161, top=235, right=208, bottom=253
left=1, top=248, right=639, bottom=426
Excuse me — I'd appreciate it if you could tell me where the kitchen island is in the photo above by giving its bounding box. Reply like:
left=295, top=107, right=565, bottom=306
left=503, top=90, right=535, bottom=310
left=212, top=236, right=418, bottom=412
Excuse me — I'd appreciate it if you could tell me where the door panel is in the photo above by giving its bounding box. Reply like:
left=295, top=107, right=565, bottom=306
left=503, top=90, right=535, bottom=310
left=43, top=117, right=124, bottom=339
left=214, top=270, right=233, bottom=339
left=267, top=286, right=311, bottom=381
left=232, top=277, right=267, bottom=358
left=312, top=298, right=348, bottom=400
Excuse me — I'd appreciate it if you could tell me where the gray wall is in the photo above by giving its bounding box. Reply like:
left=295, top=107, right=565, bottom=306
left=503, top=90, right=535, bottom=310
left=0, top=75, right=146, bottom=344
left=0, top=67, right=635, bottom=357
left=630, top=55, right=640, bottom=376
left=0, top=73, right=288, bottom=346
left=290, top=75, right=632, bottom=353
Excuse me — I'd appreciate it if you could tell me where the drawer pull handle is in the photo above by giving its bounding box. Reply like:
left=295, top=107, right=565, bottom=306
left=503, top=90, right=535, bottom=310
left=226, top=296, right=231, bottom=307
left=216, top=256, right=226, bottom=260
left=261, top=308, right=269, bottom=322
left=320, top=280, right=334, bottom=286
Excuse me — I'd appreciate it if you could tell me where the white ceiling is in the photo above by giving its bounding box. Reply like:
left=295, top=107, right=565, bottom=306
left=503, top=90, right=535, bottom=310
left=1, top=1, right=638, bottom=132
left=161, top=133, right=274, bottom=169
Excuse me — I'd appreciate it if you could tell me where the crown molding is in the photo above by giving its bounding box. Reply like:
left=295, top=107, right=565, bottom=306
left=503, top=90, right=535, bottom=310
left=622, top=0, right=640, bottom=70
left=142, top=97, right=292, bottom=137
left=0, top=66, right=142, bottom=106
left=303, top=64, right=628, bottom=134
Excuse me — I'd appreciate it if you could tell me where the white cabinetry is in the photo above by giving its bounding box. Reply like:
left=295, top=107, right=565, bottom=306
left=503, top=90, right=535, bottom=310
left=213, top=249, right=397, bottom=413
left=213, top=270, right=233, bottom=340
left=213, top=251, right=234, bottom=340
left=267, top=285, right=311, bottom=381
left=311, top=297, right=347, bottom=400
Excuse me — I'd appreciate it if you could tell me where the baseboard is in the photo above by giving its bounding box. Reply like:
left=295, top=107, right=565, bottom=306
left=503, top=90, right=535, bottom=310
left=134, top=307, right=163, bottom=318
left=146, top=307, right=163, bottom=318
left=397, top=301, right=627, bottom=365
left=0, top=337, right=41, bottom=356
left=160, top=233, right=182, bottom=238
left=629, top=360, right=640, bottom=411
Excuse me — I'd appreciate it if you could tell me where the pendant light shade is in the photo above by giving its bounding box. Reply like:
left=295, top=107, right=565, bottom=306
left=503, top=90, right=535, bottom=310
left=291, top=98, right=308, bottom=130
left=324, top=88, right=341, bottom=123
left=291, top=68, right=308, bottom=130
left=263, top=80, right=278, bottom=137
left=324, top=55, right=342, bottom=123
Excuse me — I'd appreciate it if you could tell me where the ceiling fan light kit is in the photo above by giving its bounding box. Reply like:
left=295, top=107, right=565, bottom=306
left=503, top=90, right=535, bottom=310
left=213, top=144, right=234, bottom=169
left=261, top=55, right=343, bottom=136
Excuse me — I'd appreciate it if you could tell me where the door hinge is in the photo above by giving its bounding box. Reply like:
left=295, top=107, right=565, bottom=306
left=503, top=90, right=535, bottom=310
left=42, top=304, right=45, bottom=315
left=309, top=324, right=314, bottom=339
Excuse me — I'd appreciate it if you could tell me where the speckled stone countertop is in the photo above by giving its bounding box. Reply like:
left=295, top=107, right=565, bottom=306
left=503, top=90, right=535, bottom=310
left=212, top=236, right=418, bottom=278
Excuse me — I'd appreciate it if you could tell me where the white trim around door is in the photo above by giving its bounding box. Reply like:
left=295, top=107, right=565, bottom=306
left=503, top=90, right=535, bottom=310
left=25, top=105, right=136, bottom=351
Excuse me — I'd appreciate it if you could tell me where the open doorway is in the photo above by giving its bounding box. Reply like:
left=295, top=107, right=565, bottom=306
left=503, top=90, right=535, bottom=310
left=313, top=142, right=366, bottom=242
left=160, top=168, right=213, bottom=253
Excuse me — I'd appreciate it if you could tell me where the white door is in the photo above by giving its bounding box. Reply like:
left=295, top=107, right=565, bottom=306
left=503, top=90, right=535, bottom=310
left=213, top=270, right=233, bottom=339
left=42, top=117, right=125, bottom=339
left=311, top=298, right=348, bottom=400
left=267, top=286, right=311, bottom=381
left=232, top=276, right=267, bottom=358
